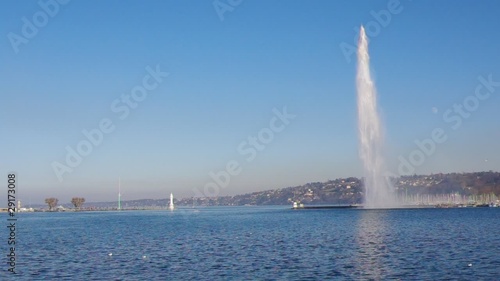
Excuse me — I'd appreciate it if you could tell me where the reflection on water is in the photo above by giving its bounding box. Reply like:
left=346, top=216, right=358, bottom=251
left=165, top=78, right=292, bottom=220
left=354, top=210, right=392, bottom=280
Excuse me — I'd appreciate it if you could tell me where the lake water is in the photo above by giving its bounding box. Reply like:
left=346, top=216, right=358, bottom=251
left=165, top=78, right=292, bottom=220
left=3, top=207, right=500, bottom=280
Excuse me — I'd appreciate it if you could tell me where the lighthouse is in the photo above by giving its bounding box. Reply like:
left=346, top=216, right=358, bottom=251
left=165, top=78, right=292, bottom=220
left=169, top=193, right=175, bottom=211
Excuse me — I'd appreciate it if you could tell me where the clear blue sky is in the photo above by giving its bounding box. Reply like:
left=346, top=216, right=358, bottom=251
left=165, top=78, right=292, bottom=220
left=1, top=0, right=499, bottom=204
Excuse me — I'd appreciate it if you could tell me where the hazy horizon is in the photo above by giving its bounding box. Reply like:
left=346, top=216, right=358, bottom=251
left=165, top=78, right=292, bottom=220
left=2, top=0, right=500, bottom=204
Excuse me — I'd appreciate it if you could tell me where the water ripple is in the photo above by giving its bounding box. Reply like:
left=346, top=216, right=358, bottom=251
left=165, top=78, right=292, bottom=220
left=3, top=208, right=499, bottom=280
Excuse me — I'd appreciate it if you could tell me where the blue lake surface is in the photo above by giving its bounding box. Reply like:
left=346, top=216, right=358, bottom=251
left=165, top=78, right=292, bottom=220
left=3, top=207, right=500, bottom=280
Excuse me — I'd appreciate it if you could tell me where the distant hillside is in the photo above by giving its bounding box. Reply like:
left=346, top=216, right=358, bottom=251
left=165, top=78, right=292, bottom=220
left=395, top=171, right=500, bottom=195
left=28, top=171, right=500, bottom=209
left=177, top=171, right=500, bottom=206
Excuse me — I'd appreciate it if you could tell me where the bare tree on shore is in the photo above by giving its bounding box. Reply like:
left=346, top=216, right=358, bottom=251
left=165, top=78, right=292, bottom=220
left=71, top=197, right=86, bottom=210
left=45, top=198, right=58, bottom=211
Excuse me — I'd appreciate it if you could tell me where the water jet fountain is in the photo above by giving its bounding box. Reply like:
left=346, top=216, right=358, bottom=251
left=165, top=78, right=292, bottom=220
left=356, top=26, right=397, bottom=208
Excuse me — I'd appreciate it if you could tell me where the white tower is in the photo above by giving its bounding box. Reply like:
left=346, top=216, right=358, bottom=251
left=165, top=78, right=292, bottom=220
left=169, top=193, right=174, bottom=210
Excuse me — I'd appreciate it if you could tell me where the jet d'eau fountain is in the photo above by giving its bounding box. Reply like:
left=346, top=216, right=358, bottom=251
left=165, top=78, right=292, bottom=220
left=356, top=26, right=396, bottom=208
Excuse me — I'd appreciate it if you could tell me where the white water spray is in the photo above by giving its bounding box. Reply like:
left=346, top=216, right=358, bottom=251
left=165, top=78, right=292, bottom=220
left=356, top=26, right=396, bottom=208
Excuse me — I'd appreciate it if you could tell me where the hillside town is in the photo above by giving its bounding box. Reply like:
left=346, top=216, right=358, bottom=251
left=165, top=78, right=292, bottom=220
left=179, top=171, right=500, bottom=207
left=15, top=171, right=500, bottom=211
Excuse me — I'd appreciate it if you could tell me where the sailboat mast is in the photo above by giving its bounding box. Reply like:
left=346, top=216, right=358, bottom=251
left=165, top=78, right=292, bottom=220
left=118, top=177, right=121, bottom=210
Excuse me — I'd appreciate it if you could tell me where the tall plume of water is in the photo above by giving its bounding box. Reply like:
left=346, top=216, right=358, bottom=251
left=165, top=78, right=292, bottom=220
left=356, top=26, right=396, bottom=208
